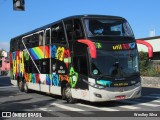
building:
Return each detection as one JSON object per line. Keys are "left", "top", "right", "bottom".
{"left": 0, "top": 50, "right": 10, "bottom": 75}
{"left": 137, "top": 36, "right": 160, "bottom": 60}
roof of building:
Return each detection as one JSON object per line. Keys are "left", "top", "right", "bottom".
{"left": 138, "top": 36, "right": 160, "bottom": 40}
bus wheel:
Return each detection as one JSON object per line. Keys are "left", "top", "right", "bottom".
{"left": 18, "top": 79, "right": 24, "bottom": 92}
{"left": 64, "top": 84, "right": 77, "bottom": 103}
{"left": 24, "top": 82, "right": 30, "bottom": 93}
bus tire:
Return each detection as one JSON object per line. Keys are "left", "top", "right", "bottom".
{"left": 18, "top": 78, "right": 24, "bottom": 92}
{"left": 24, "top": 82, "right": 30, "bottom": 93}
{"left": 64, "top": 84, "right": 77, "bottom": 103}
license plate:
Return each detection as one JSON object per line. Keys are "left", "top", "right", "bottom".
{"left": 115, "top": 95, "right": 126, "bottom": 100}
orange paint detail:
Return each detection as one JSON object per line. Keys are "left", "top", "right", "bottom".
{"left": 59, "top": 75, "right": 69, "bottom": 82}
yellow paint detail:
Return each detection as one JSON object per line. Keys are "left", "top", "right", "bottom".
{"left": 56, "top": 47, "right": 65, "bottom": 61}
{"left": 112, "top": 44, "right": 122, "bottom": 50}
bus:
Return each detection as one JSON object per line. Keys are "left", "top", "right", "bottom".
{"left": 10, "top": 15, "right": 141, "bottom": 103}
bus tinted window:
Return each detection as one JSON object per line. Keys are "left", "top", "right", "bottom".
{"left": 11, "top": 39, "right": 18, "bottom": 51}
{"left": 45, "top": 29, "right": 51, "bottom": 45}
{"left": 64, "top": 19, "right": 84, "bottom": 41}
{"left": 39, "top": 32, "right": 44, "bottom": 46}
{"left": 23, "top": 36, "right": 32, "bottom": 48}
{"left": 51, "top": 23, "right": 66, "bottom": 44}
{"left": 64, "top": 20, "right": 73, "bottom": 41}
{"left": 32, "top": 33, "right": 39, "bottom": 47}
{"left": 84, "top": 19, "right": 134, "bottom": 37}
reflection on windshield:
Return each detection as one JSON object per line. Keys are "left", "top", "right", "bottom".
{"left": 91, "top": 49, "right": 139, "bottom": 77}
{"left": 84, "top": 19, "right": 134, "bottom": 37}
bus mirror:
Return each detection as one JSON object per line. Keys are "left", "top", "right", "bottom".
{"left": 78, "top": 39, "right": 96, "bottom": 59}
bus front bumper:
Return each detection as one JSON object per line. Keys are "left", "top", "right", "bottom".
{"left": 89, "top": 83, "right": 141, "bottom": 102}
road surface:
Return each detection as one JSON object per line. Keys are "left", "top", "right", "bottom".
{"left": 0, "top": 76, "right": 159, "bottom": 119}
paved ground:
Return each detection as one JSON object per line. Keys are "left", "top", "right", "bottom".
{"left": 0, "top": 76, "right": 160, "bottom": 119}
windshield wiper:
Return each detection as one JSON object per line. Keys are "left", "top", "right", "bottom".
{"left": 96, "top": 74, "right": 112, "bottom": 80}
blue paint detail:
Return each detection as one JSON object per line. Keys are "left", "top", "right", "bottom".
{"left": 30, "top": 48, "right": 39, "bottom": 60}
{"left": 129, "top": 42, "right": 135, "bottom": 49}
{"left": 52, "top": 74, "right": 59, "bottom": 86}
{"left": 51, "top": 45, "right": 57, "bottom": 58}
{"left": 12, "top": 52, "right": 16, "bottom": 60}
{"left": 31, "top": 74, "right": 36, "bottom": 83}
{"left": 97, "top": 80, "right": 112, "bottom": 87}
{"left": 46, "top": 74, "right": 51, "bottom": 85}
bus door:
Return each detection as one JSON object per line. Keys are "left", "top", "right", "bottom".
{"left": 50, "top": 22, "right": 68, "bottom": 95}
{"left": 64, "top": 19, "right": 89, "bottom": 90}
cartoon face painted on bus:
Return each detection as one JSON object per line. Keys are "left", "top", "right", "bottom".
{"left": 56, "top": 47, "right": 64, "bottom": 61}
{"left": 69, "top": 67, "right": 78, "bottom": 88}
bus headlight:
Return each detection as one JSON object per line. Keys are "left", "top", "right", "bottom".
{"left": 82, "top": 79, "right": 105, "bottom": 89}
{"left": 135, "top": 82, "right": 141, "bottom": 87}
{"left": 93, "top": 84, "right": 105, "bottom": 89}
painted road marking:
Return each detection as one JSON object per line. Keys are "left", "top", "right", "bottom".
{"left": 119, "top": 105, "right": 140, "bottom": 110}
{"left": 152, "top": 100, "right": 160, "bottom": 103}
{"left": 0, "top": 85, "right": 16, "bottom": 89}
{"left": 51, "top": 103, "right": 85, "bottom": 111}
{"left": 39, "top": 108, "right": 53, "bottom": 111}
{"left": 76, "top": 103, "right": 119, "bottom": 111}
{"left": 122, "top": 100, "right": 160, "bottom": 107}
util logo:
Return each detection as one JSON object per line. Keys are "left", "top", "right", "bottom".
{"left": 112, "top": 44, "right": 122, "bottom": 50}
{"left": 112, "top": 43, "right": 135, "bottom": 50}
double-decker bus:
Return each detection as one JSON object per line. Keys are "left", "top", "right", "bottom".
{"left": 10, "top": 15, "right": 141, "bottom": 103}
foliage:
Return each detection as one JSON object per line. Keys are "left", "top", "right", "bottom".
{"left": 139, "top": 52, "right": 159, "bottom": 77}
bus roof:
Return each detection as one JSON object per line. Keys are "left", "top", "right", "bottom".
{"left": 10, "top": 14, "right": 125, "bottom": 41}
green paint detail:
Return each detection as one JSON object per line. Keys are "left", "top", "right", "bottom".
{"left": 33, "top": 47, "right": 43, "bottom": 59}
{"left": 10, "top": 70, "right": 13, "bottom": 79}
{"left": 24, "top": 50, "right": 29, "bottom": 61}
{"left": 95, "top": 42, "right": 102, "bottom": 49}
{"left": 69, "top": 67, "right": 78, "bottom": 88}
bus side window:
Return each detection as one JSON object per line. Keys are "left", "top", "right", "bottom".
{"left": 51, "top": 23, "right": 66, "bottom": 44}
{"left": 64, "top": 19, "right": 84, "bottom": 41}
{"left": 73, "top": 19, "right": 84, "bottom": 39}
{"left": 24, "top": 36, "right": 31, "bottom": 48}
{"left": 29, "top": 35, "right": 35, "bottom": 48}
{"left": 11, "top": 39, "right": 18, "bottom": 51}
{"left": 32, "top": 33, "right": 39, "bottom": 47}
{"left": 45, "top": 29, "right": 51, "bottom": 45}
{"left": 17, "top": 39, "right": 24, "bottom": 50}
{"left": 64, "top": 20, "right": 74, "bottom": 41}
{"left": 10, "top": 40, "right": 14, "bottom": 52}
{"left": 39, "top": 32, "right": 44, "bottom": 46}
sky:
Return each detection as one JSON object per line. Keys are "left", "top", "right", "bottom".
{"left": 0, "top": 0, "right": 160, "bottom": 51}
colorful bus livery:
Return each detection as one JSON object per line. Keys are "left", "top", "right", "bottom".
{"left": 10, "top": 15, "right": 141, "bottom": 103}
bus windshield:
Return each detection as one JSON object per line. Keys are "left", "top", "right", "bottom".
{"left": 84, "top": 18, "right": 134, "bottom": 37}
{"left": 91, "top": 49, "right": 139, "bottom": 78}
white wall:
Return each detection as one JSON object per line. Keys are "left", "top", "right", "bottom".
{"left": 137, "top": 38, "right": 160, "bottom": 52}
